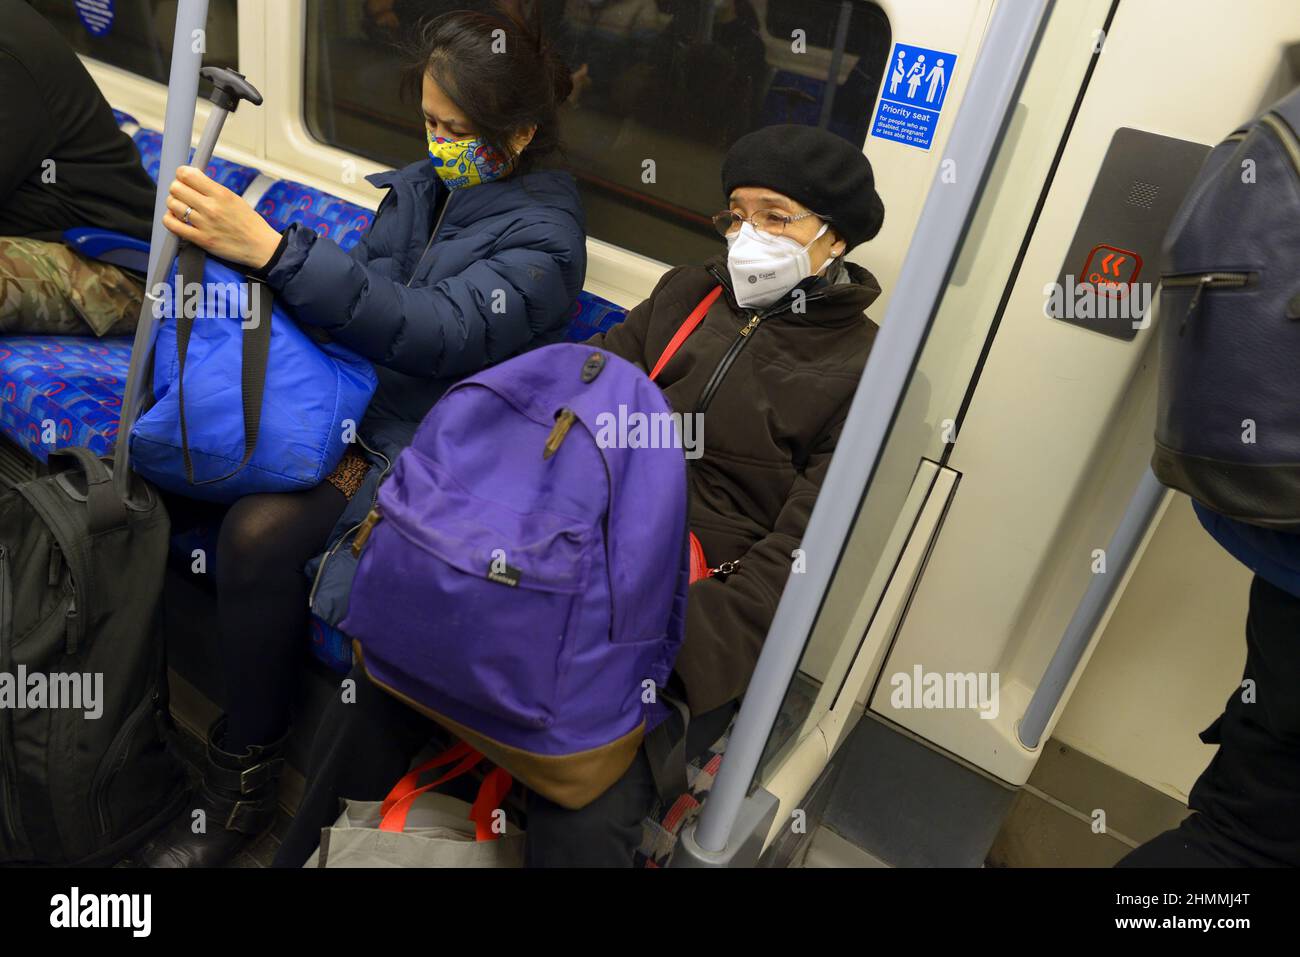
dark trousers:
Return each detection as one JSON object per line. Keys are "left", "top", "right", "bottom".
{"left": 164, "top": 485, "right": 348, "bottom": 752}
{"left": 274, "top": 662, "right": 737, "bottom": 868}
{"left": 1119, "top": 574, "right": 1300, "bottom": 867}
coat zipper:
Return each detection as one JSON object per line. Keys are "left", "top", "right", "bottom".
{"left": 335, "top": 190, "right": 448, "bottom": 566}
{"left": 405, "top": 191, "right": 454, "bottom": 287}
{"left": 1162, "top": 271, "right": 1254, "bottom": 335}
{"left": 694, "top": 266, "right": 830, "bottom": 414}
{"left": 0, "top": 545, "right": 21, "bottom": 848}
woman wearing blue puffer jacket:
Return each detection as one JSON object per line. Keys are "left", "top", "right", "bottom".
{"left": 133, "top": 6, "right": 586, "bottom": 867}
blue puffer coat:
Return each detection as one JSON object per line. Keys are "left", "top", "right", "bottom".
{"left": 260, "top": 159, "right": 587, "bottom": 626}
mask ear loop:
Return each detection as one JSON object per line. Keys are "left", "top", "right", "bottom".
{"left": 806, "top": 224, "right": 847, "bottom": 280}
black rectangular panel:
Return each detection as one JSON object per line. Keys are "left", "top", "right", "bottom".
{"left": 1049, "top": 127, "right": 1209, "bottom": 341}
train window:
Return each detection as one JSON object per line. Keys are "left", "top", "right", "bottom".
{"left": 27, "top": 0, "right": 239, "bottom": 87}
{"left": 304, "top": 0, "right": 890, "bottom": 264}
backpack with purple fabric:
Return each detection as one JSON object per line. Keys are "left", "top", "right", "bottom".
{"left": 341, "top": 343, "right": 691, "bottom": 810}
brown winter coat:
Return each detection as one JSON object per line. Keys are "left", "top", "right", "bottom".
{"left": 587, "top": 254, "right": 881, "bottom": 714}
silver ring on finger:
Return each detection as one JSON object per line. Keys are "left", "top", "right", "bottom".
{"left": 183, "top": 206, "right": 193, "bottom": 225}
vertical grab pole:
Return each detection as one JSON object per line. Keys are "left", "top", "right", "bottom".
{"left": 113, "top": 0, "right": 211, "bottom": 498}
{"left": 677, "top": 0, "right": 1057, "bottom": 865}
{"left": 1016, "top": 467, "right": 1168, "bottom": 750}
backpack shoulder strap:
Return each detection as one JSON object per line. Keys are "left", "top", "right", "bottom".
{"left": 645, "top": 694, "right": 691, "bottom": 805}
{"left": 648, "top": 285, "right": 723, "bottom": 382}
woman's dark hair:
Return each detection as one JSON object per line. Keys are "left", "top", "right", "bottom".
{"left": 402, "top": 3, "right": 572, "bottom": 173}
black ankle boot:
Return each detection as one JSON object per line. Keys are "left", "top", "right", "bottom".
{"left": 131, "top": 717, "right": 286, "bottom": 868}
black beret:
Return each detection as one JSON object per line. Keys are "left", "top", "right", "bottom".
{"left": 722, "top": 125, "right": 885, "bottom": 249}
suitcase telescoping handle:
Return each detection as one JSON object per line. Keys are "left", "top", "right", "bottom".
{"left": 153, "top": 67, "right": 264, "bottom": 303}
{"left": 113, "top": 67, "right": 264, "bottom": 498}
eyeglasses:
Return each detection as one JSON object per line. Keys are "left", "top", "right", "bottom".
{"left": 712, "top": 208, "right": 825, "bottom": 238}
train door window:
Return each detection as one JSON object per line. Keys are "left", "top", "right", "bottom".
{"left": 27, "top": 0, "right": 239, "bottom": 86}
{"left": 302, "top": 0, "right": 890, "bottom": 265}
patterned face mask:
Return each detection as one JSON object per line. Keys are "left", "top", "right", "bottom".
{"left": 426, "top": 132, "right": 513, "bottom": 190}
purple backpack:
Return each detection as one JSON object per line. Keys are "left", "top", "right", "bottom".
{"left": 342, "top": 344, "right": 691, "bottom": 809}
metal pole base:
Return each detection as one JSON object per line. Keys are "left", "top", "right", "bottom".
{"left": 671, "top": 787, "right": 780, "bottom": 868}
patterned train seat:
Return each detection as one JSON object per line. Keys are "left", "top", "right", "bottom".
{"left": 131, "top": 128, "right": 262, "bottom": 196}
{"left": 0, "top": 336, "right": 131, "bottom": 461}
{"left": 255, "top": 180, "right": 375, "bottom": 248}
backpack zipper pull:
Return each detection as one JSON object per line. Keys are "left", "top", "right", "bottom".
{"left": 1179, "top": 274, "right": 1214, "bottom": 336}
{"left": 544, "top": 409, "right": 576, "bottom": 459}
{"left": 351, "top": 508, "right": 382, "bottom": 557}
{"left": 65, "top": 595, "right": 78, "bottom": 655}
{"left": 48, "top": 542, "right": 62, "bottom": 587}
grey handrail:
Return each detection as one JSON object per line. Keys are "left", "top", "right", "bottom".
{"left": 113, "top": 0, "right": 211, "bottom": 497}
{"left": 681, "top": 0, "right": 1058, "bottom": 862}
{"left": 1017, "top": 467, "right": 1168, "bottom": 750}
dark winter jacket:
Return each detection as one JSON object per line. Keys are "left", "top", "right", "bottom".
{"left": 266, "top": 160, "right": 587, "bottom": 432}
{"left": 297, "top": 159, "right": 587, "bottom": 625}
{"left": 0, "top": 0, "right": 156, "bottom": 242}
{"left": 587, "top": 255, "right": 881, "bottom": 714}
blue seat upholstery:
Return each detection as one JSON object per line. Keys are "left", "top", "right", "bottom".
{"left": 131, "top": 128, "right": 262, "bottom": 196}
{"left": 564, "top": 289, "right": 628, "bottom": 342}
{"left": 0, "top": 336, "right": 131, "bottom": 462}
{"left": 111, "top": 108, "right": 138, "bottom": 127}
{"left": 254, "top": 180, "right": 375, "bottom": 250}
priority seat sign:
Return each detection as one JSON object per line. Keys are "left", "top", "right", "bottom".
{"left": 871, "top": 42, "right": 958, "bottom": 151}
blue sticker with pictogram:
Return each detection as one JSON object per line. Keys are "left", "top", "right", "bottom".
{"left": 75, "top": 0, "right": 116, "bottom": 37}
{"left": 871, "top": 42, "right": 958, "bottom": 151}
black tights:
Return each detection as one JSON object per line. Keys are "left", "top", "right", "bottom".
{"left": 201, "top": 484, "right": 347, "bottom": 752}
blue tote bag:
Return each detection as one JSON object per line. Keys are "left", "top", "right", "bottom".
{"left": 129, "top": 245, "right": 378, "bottom": 503}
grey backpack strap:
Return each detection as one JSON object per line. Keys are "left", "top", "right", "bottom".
{"left": 644, "top": 691, "right": 691, "bottom": 805}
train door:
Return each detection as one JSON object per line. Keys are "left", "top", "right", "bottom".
{"left": 673, "top": 0, "right": 1300, "bottom": 867}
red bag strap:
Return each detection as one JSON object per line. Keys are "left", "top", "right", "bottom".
{"left": 689, "top": 531, "right": 710, "bottom": 583}
{"left": 651, "top": 287, "right": 724, "bottom": 588}
{"left": 648, "top": 285, "right": 723, "bottom": 382}
{"left": 379, "top": 742, "right": 483, "bottom": 834}
{"left": 377, "top": 741, "right": 515, "bottom": 841}
{"left": 470, "top": 767, "right": 515, "bottom": 841}
{"left": 380, "top": 739, "right": 477, "bottom": 817}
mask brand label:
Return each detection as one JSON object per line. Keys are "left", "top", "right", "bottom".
{"left": 727, "top": 222, "right": 828, "bottom": 309}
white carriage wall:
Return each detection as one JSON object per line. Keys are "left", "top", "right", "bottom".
{"left": 871, "top": 0, "right": 1300, "bottom": 793}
